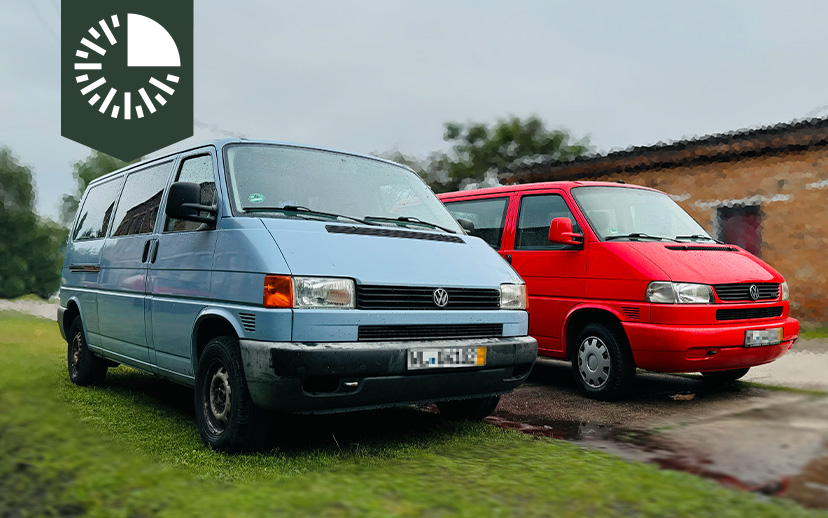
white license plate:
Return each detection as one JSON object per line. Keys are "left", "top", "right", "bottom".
{"left": 744, "top": 328, "right": 784, "bottom": 347}
{"left": 407, "top": 347, "right": 486, "bottom": 370}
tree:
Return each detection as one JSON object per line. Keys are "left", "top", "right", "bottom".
{"left": 379, "top": 116, "right": 591, "bottom": 193}
{"left": 0, "top": 147, "right": 68, "bottom": 299}
{"left": 60, "top": 151, "right": 135, "bottom": 226}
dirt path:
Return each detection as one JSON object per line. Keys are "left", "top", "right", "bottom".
{"left": 0, "top": 298, "right": 58, "bottom": 320}
{"left": 491, "top": 360, "right": 828, "bottom": 509}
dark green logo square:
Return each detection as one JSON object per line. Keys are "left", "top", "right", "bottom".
{"left": 61, "top": 1, "right": 193, "bottom": 161}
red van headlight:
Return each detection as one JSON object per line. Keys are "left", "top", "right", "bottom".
{"left": 646, "top": 281, "right": 713, "bottom": 304}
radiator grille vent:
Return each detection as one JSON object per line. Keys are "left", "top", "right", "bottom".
{"left": 714, "top": 283, "right": 780, "bottom": 302}
{"left": 716, "top": 307, "right": 783, "bottom": 321}
{"left": 358, "top": 323, "right": 503, "bottom": 341}
{"left": 357, "top": 285, "right": 500, "bottom": 310}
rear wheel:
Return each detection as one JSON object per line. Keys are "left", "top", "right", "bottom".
{"left": 571, "top": 322, "right": 635, "bottom": 401}
{"left": 701, "top": 367, "right": 750, "bottom": 383}
{"left": 437, "top": 395, "right": 500, "bottom": 421}
{"left": 67, "top": 316, "right": 108, "bottom": 386}
{"left": 194, "top": 336, "right": 271, "bottom": 452}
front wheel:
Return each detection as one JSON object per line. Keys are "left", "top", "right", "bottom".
{"left": 436, "top": 395, "right": 500, "bottom": 421}
{"left": 701, "top": 367, "right": 750, "bottom": 383}
{"left": 67, "top": 316, "right": 108, "bottom": 386}
{"left": 194, "top": 336, "right": 271, "bottom": 452}
{"left": 571, "top": 322, "right": 636, "bottom": 401}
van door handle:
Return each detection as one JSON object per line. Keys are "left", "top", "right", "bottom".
{"left": 505, "top": 254, "right": 512, "bottom": 264}
{"left": 150, "top": 240, "right": 159, "bottom": 263}
{"left": 141, "top": 240, "right": 152, "bottom": 263}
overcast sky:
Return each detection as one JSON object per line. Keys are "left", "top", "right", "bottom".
{"left": 2, "top": 0, "right": 827, "bottom": 218}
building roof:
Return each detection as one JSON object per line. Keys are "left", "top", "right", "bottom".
{"left": 507, "top": 117, "right": 828, "bottom": 184}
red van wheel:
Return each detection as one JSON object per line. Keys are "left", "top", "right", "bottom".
{"left": 571, "top": 323, "right": 635, "bottom": 401}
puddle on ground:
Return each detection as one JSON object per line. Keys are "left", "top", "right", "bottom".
{"left": 476, "top": 410, "right": 828, "bottom": 510}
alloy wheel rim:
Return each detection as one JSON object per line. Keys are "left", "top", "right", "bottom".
{"left": 578, "top": 336, "right": 611, "bottom": 389}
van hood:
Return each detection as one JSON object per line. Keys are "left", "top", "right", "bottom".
{"left": 622, "top": 242, "right": 782, "bottom": 284}
{"left": 261, "top": 219, "right": 522, "bottom": 287}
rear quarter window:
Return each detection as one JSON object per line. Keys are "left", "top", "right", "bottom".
{"left": 72, "top": 178, "right": 124, "bottom": 241}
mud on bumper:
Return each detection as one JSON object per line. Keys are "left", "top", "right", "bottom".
{"left": 239, "top": 336, "right": 537, "bottom": 414}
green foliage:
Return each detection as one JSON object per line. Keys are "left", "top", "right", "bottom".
{"left": 0, "top": 315, "right": 822, "bottom": 517}
{"left": 381, "top": 116, "right": 591, "bottom": 193}
{"left": 59, "top": 150, "right": 136, "bottom": 226}
{"left": 0, "top": 147, "right": 68, "bottom": 299}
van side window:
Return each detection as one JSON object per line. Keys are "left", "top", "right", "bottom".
{"left": 444, "top": 197, "right": 509, "bottom": 249}
{"left": 111, "top": 162, "right": 172, "bottom": 237}
{"left": 165, "top": 155, "right": 217, "bottom": 232}
{"left": 516, "top": 194, "right": 580, "bottom": 250}
{"left": 72, "top": 178, "right": 124, "bottom": 241}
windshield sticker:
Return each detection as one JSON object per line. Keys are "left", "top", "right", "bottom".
{"left": 248, "top": 193, "right": 264, "bottom": 204}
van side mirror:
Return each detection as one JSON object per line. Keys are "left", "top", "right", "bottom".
{"left": 165, "top": 182, "right": 217, "bottom": 224}
{"left": 456, "top": 218, "right": 475, "bottom": 233}
{"left": 548, "top": 217, "right": 583, "bottom": 246}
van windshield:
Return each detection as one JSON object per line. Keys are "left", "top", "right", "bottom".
{"left": 224, "top": 144, "right": 461, "bottom": 233}
{"left": 571, "top": 186, "right": 712, "bottom": 242}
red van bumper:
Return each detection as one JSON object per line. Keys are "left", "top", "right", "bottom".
{"left": 623, "top": 317, "right": 799, "bottom": 373}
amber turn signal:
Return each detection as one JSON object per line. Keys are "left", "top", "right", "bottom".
{"left": 263, "top": 275, "right": 293, "bottom": 308}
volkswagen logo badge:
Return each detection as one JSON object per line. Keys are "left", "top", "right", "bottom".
{"left": 433, "top": 288, "right": 449, "bottom": 308}
{"left": 749, "top": 284, "right": 760, "bottom": 301}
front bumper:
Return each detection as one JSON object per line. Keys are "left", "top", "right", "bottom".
{"left": 239, "top": 336, "right": 537, "bottom": 414}
{"left": 624, "top": 317, "right": 799, "bottom": 373}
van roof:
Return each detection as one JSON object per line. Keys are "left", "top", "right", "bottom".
{"left": 87, "top": 138, "right": 412, "bottom": 188}
{"left": 437, "top": 181, "right": 661, "bottom": 200}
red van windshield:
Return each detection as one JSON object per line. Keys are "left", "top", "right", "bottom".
{"left": 571, "top": 186, "right": 712, "bottom": 241}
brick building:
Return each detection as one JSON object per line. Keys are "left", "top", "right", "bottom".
{"left": 507, "top": 118, "right": 828, "bottom": 326}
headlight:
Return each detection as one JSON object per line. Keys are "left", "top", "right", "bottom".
{"left": 293, "top": 277, "right": 355, "bottom": 309}
{"left": 500, "top": 283, "right": 527, "bottom": 310}
{"left": 781, "top": 281, "right": 789, "bottom": 301}
{"left": 645, "top": 281, "right": 713, "bottom": 304}
{"left": 263, "top": 275, "right": 355, "bottom": 309}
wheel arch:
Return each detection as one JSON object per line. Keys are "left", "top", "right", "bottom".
{"left": 191, "top": 308, "right": 244, "bottom": 370}
{"left": 562, "top": 304, "right": 628, "bottom": 361}
{"left": 62, "top": 297, "right": 83, "bottom": 341}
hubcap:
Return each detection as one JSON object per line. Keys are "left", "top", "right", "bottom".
{"left": 578, "top": 336, "right": 611, "bottom": 389}
{"left": 70, "top": 332, "right": 83, "bottom": 377}
{"left": 206, "top": 364, "right": 232, "bottom": 432}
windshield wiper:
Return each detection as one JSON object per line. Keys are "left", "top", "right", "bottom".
{"left": 243, "top": 205, "right": 378, "bottom": 226}
{"left": 605, "top": 233, "right": 680, "bottom": 242}
{"left": 674, "top": 234, "right": 724, "bottom": 244}
{"left": 363, "top": 215, "right": 456, "bottom": 234}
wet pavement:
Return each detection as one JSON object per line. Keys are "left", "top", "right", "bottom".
{"left": 490, "top": 359, "right": 828, "bottom": 509}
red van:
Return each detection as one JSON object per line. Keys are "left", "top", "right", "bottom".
{"left": 439, "top": 182, "right": 799, "bottom": 400}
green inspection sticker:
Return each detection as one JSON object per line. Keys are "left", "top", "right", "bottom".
{"left": 248, "top": 193, "right": 264, "bottom": 203}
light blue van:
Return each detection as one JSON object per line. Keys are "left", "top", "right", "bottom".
{"left": 59, "top": 140, "right": 537, "bottom": 451}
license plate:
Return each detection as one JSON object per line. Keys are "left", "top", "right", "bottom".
{"left": 407, "top": 347, "right": 486, "bottom": 370}
{"left": 744, "top": 328, "right": 783, "bottom": 347}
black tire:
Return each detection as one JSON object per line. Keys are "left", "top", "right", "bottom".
{"left": 436, "top": 395, "right": 500, "bottom": 421}
{"left": 194, "top": 336, "right": 271, "bottom": 452}
{"left": 67, "top": 316, "right": 108, "bottom": 386}
{"left": 701, "top": 367, "right": 750, "bottom": 383}
{"left": 571, "top": 322, "right": 635, "bottom": 401}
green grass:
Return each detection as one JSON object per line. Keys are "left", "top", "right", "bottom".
{"left": 1, "top": 312, "right": 826, "bottom": 517}
{"left": 801, "top": 327, "right": 828, "bottom": 340}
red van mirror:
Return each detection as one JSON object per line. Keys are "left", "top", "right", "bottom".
{"left": 548, "top": 217, "right": 584, "bottom": 246}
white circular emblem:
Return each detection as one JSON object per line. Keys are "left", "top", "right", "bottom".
{"left": 749, "top": 285, "right": 760, "bottom": 301}
{"left": 432, "top": 288, "right": 449, "bottom": 308}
